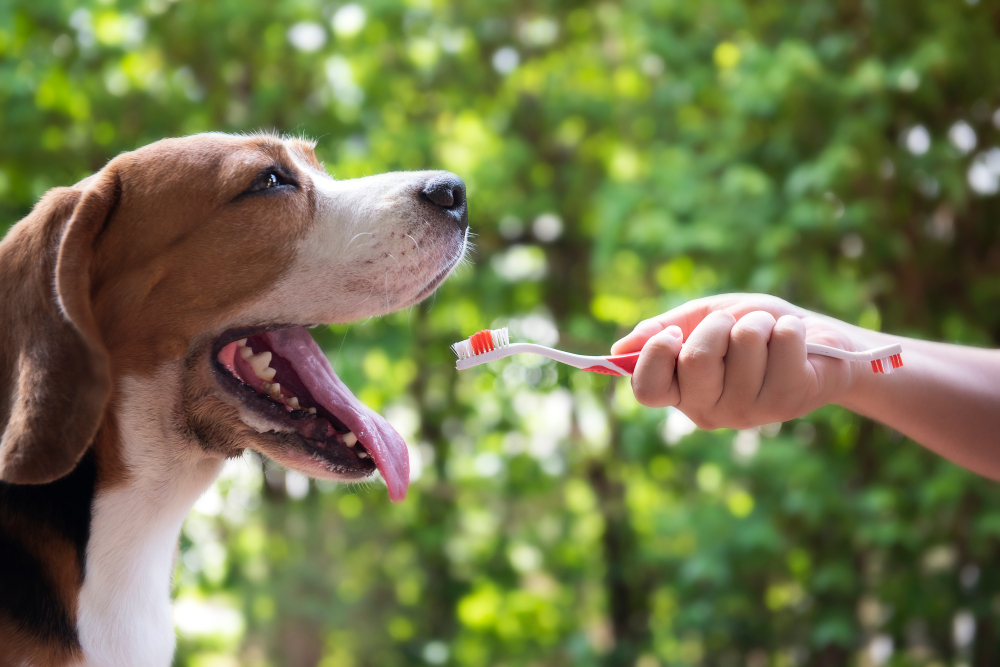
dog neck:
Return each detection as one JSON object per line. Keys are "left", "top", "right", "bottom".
{"left": 76, "top": 370, "right": 224, "bottom": 667}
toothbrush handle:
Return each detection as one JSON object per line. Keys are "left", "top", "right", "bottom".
{"left": 594, "top": 343, "right": 904, "bottom": 377}
{"left": 593, "top": 353, "right": 640, "bottom": 376}
{"left": 457, "top": 341, "right": 903, "bottom": 377}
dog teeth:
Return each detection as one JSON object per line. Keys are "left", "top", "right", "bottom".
{"left": 233, "top": 341, "right": 315, "bottom": 416}
{"left": 248, "top": 350, "right": 272, "bottom": 375}
{"left": 237, "top": 344, "right": 276, "bottom": 381}
{"left": 246, "top": 350, "right": 277, "bottom": 382}
{"left": 357, "top": 450, "right": 368, "bottom": 459}
{"left": 343, "top": 431, "right": 357, "bottom": 447}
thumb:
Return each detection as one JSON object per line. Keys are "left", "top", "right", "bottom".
{"left": 612, "top": 320, "right": 683, "bottom": 355}
{"left": 630, "top": 325, "right": 684, "bottom": 408}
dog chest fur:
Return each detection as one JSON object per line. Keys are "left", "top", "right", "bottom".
{"left": 76, "top": 372, "right": 223, "bottom": 667}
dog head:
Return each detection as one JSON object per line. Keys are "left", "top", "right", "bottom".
{"left": 0, "top": 133, "right": 468, "bottom": 501}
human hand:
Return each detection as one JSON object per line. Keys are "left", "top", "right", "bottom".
{"left": 611, "top": 294, "right": 876, "bottom": 430}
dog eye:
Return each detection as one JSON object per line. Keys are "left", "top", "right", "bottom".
{"left": 247, "top": 169, "right": 294, "bottom": 194}
{"left": 233, "top": 168, "right": 298, "bottom": 202}
{"left": 259, "top": 171, "right": 288, "bottom": 190}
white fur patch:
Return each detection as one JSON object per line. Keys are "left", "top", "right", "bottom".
{"left": 77, "top": 370, "right": 224, "bottom": 667}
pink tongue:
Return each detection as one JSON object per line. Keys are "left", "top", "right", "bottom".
{"left": 263, "top": 327, "right": 410, "bottom": 502}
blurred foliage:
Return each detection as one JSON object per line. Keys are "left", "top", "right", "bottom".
{"left": 4, "top": 0, "right": 1000, "bottom": 665}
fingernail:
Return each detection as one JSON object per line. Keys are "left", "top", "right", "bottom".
{"left": 666, "top": 325, "right": 683, "bottom": 339}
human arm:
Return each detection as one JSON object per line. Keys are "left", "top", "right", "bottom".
{"left": 611, "top": 294, "right": 1000, "bottom": 479}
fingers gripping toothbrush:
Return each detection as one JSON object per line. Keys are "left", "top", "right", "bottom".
{"left": 452, "top": 327, "right": 904, "bottom": 377}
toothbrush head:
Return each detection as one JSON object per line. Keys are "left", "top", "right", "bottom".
{"left": 451, "top": 327, "right": 510, "bottom": 360}
{"left": 872, "top": 353, "right": 904, "bottom": 374}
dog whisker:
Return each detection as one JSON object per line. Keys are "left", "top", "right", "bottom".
{"left": 347, "top": 231, "right": 376, "bottom": 249}
{"left": 406, "top": 233, "right": 433, "bottom": 260}
{"left": 332, "top": 324, "right": 350, "bottom": 372}
{"left": 349, "top": 280, "right": 378, "bottom": 310}
{"left": 404, "top": 253, "right": 423, "bottom": 279}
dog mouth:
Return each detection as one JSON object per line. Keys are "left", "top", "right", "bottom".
{"left": 211, "top": 326, "right": 409, "bottom": 501}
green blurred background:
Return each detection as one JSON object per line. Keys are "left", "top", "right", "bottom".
{"left": 4, "top": 0, "right": 1000, "bottom": 665}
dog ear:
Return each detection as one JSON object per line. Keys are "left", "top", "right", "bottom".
{"left": 0, "top": 168, "right": 119, "bottom": 484}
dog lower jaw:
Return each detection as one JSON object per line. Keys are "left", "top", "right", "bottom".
{"left": 223, "top": 399, "right": 378, "bottom": 483}
{"left": 257, "top": 437, "right": 376, "bottom": 482}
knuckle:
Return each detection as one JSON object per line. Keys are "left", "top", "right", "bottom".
{"left": 722, "top": 405, "right": 754, "bottom": 431}
{"left": 698, "top": 417, "right": 719, "bottom": 431}
{"left": 690, "top": 416, "right": 709, "bottom": 431}
{"left": 632, "top": 383, "right": 656, "bottom": 407}
{"left": 678, "top": 344, "right": 714, "bottom": 368}
{"left": 758, "top": 310, "right": 778, "bottom": 327}
{"left": 730, "top": 324, "right": 766, "bottom": 347}
{"left": 644, "top": 335, "right": 679, "bottom": 356}
{"left": 732, "top": 312, "right": 776, "bottom": 345}
{"left": 744, "top": 309, "right": 776, "bottom": 325}
{"left": 708, "top": 311, "right": 738, "bottom": 327}
{"left": 637, "top": 394, "right": 667, "bottom": 409}
{"left": 760, "top": 409, "right": 786, "bottom": 428}
{"left": 772, "top": 315, "right": 803, "bottom": 338}
{"left": 774, "top": 313, "right": 799, "bottom": 328}
{"left": 635, "top": 318, "right": 659, "bottom": 334}
{"left": 759, "top": 390, "right": 800, "bottom": 422}
{"left": 687, "top": 410, "right": 716, "bottom": 431}
{"left": 730, "top": 407, "right": 751, "bottom": 426}
{"left": 632, "top": 376, "right": 669, "bottom": 408}
{"left": 776, "top": 395, "right": 804, "bottom": 420}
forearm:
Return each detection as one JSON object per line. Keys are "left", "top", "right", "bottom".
{"left": 837, "top": 327, "right": 1000, "bottom": 478}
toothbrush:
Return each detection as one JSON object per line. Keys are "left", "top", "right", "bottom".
{"left": 452, "top": 327, "right": 904, "bottom": 377}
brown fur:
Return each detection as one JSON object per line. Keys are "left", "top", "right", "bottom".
{"left": 0, "top": 186, "right": 109, "bottom": 486}
{"left": 0, "top": 513, "right": 86, "bottom": 666}
{"left": 0, "top": 620, "right": 80, "bottom": 667}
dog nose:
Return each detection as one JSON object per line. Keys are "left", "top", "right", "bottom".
{"left": 420, "top": 174, "right": 468, "bottom": 232}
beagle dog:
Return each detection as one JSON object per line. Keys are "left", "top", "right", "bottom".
{"left": 0, "top": 133, "right": 468, "bottom": 666}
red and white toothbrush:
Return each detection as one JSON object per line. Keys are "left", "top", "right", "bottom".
{"left": 452, "top": 327, "right": 904, "bottom": 377}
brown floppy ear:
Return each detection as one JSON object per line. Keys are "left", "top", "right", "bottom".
{"left": 0, "top": 168, "right": 119, "bottom": 484}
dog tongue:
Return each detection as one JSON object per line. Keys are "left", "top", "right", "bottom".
{"left": 263, "top": 327, "right": 410, "bottom": 502}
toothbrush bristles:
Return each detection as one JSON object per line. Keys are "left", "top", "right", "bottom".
{"left": 451, "top": 327, "right": 510, "bottom": 360}
{"left": 870, "top": 353, "right": 904, "bottom": 374}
